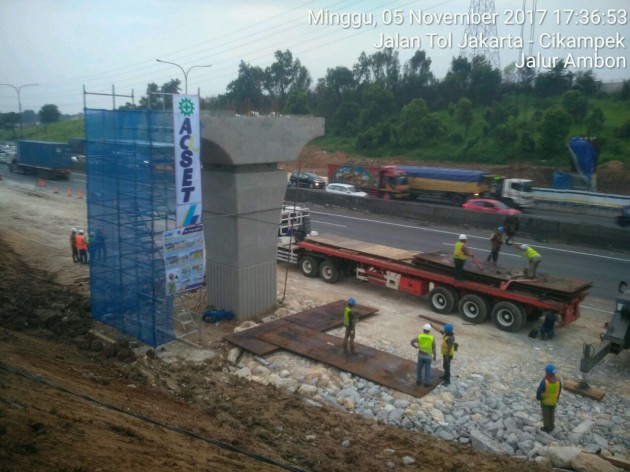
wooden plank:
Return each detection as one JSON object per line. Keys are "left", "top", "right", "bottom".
{"left": 564, "top": 379, "right": 606, "bottom": 401}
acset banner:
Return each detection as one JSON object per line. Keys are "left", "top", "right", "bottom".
{"left": 172, "top": 94, "right": 202, "bottom": 227}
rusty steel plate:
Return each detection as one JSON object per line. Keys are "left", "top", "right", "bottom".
{"left": 412, "top": 250, "right": 592, "bottom": 299}
{"left": 259, "top": 323, "right": 442, "bottom": 398}
{"left": 225, "top": 300, "right": 379, "bottom": 356}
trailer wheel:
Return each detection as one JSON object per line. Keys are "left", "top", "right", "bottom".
{"left": 428, "top": 286, "right": 458, "bottom": 314}
{"left": 491, "top": 302, "right": 526, "bottom": 332}
{"left": 319, "top": 259, "right": 340, "bottom": 284}
{"left": 299, "top": 256, "right": 319, "bottom": 278}
{"left": 458, "top": 294, "right": 490, "bottom": 324}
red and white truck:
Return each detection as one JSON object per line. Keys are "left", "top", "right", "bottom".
{"left": 278, "top": 205, "right": 591, "bottom": 333}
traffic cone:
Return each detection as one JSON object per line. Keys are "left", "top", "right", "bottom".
{"left": 77, "top": 190, "right": 83, "bottom": 200}
{"left": 38, "top": 178, "right": 46, "bottom": 188}
{"left": 67, "top": 188, "right": 72, "bottom": 197}
{"left": 54, "top": 184, "right": 59, "bottom": 194}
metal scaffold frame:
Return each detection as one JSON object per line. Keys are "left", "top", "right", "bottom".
{"left": 82, "top": 89, "right": 203, "bottom": 346}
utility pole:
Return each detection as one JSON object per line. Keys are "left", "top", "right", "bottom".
{"left": 155, "top": 59, "right": 212, "bottom": 95}
{"left": 0, "top": 83, "right": 39, "bottom": 137}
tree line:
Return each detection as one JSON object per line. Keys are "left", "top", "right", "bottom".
{"left": 2, "top": 48, "right": 629, "bottom": 163}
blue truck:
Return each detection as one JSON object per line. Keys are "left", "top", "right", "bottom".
{"left": 10, "top": 140, "right": 73, "bottom": 179}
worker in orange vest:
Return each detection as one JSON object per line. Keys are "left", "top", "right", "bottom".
{"left": 70, "top": 228, "right": 79, "bottom": 263}
{"left": 536, "top": 364, "right": 562, "bottom": 433}
{"left": 75, "top": 229, "right": 88, "bottom": 264}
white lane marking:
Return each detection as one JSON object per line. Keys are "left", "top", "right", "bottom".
{"left": 313, "top": 211, "right": 630, "bottom": 264}
{"left": 315, "top": 221, "right": 346, "bottom": 228}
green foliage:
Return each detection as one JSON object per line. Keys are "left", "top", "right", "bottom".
{"left": 0, "top": 118, "right": 84, "bottom": 142}
{"left": 584, "top": 108, "right": 605, "bottom": 135}
{"left": 538, "top": 108, "right": 573, "bottom": 159}
{"left": 39, "top": 104, "right": 61, "bottom": 124}
{"left": 455, "top": 97, "right": 473, "bottom": 136}
{"left": 561, "top": 90, "right": 588, "bottom": 123}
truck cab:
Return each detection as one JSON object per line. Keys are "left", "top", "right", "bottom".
{"left": 491, "top": 177, "right": 534, "bottom": 209}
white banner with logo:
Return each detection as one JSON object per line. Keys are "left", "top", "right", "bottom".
{"left": 163, "top": 224, "right": 205, "bottom": 296}
{"left": 173, "top": 94, "right": 202, "bottom": 227}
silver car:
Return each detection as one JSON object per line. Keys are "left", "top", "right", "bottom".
{"left": 326, "top": 183, "right": 368, "bottom": 197}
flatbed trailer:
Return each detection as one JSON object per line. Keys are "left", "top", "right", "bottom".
{"left": 278, "top": 233, "right": 592, "bottom": 332}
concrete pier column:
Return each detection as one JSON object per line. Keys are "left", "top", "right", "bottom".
{"left": 199, "top": 114, "right": 324, "bottom": 320}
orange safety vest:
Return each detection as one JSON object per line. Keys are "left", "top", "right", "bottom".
{"left": 441, "top": 334, "right": 455, "bottom": 356}
{"left": 454, "top": 241, "right": 468, "bottom": 260}
{"left": 76, "top": 234, "right": 88, "bottom": 250}
{"left": 541, "top": 379, "right": 560, "bottom": 406}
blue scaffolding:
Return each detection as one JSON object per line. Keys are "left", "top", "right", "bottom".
{"left": 84, "top": 109, "right": 178, "bottom": 347}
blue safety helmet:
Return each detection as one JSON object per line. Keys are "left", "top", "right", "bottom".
{"left": 348, "top": 298, "right": 356, "bottom": 306}
{"left": 545, "top": 364, "right": 556, "bottom": 374}
{"left": 498, "top": 226, "right": 505, "bottom": 232}
{"left": 443, "top": 323, "right": 454, "bottom": 333}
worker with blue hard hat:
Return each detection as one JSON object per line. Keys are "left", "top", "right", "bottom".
{"left": 342, "top": 297, "right": 357, "bottom": 354}
{"left": 488, "top": 226, "right": 505, "bottom": 265}
{"left": 440, "top": 323, "right": 456, "bottom": 386}
{"left": 536, "top": 363, "right": 562, "bottom": 433}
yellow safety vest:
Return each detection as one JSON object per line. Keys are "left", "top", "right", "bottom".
{"left": 418, "top": 333, "right": 434, "bottom": 355}
{"left": 541, "top": 380, "right": 560, "bottom": 406}
{"left": 524, "top": 246, "right": 540, "bottom": 260}
{"left": 343, "top": 306, "right": 354, "bottom": 327}
{"left": 454, "top": 241, "right": 468, "bottom": 260}
{"left": 441, "top": 335, "right": 455, "bottom": 356}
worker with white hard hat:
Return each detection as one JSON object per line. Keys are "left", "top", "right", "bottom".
{"left": 453, "top": 233, "right": 479, "bottom": 281}
{"left": 519, "top": 243, "right": 542, "bottom": 278}
{"left": 410, "top": 322, "right": 436, "bottom": 387}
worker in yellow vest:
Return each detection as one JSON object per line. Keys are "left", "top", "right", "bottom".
{"left": 519, "top": 244, "right": 542, "bottom": 278}
{"left": 342, "top": 298, "right": 357, "bottom": 354}
{"left": 536, "top": 364, "right": 562, "bottom": 433}
{"left": 441, "top": 324, "right": 456, "bottom": 386}
{"left": 453, "top": 234, "right": 478, "bottom": 281}
{"left": 410, "top": 323, "right": 436, "bottom": 387}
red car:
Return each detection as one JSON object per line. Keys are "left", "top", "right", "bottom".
{"left": 461, "top": 198, "right": 522, "bottom": 215}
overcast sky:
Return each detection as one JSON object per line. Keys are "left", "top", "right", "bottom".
{"left": 1, "top": 0, "right": 628, "bottom": 115}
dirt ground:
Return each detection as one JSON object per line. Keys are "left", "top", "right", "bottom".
{"left": 0, "top": 152, "right": 627, "bottom": 472}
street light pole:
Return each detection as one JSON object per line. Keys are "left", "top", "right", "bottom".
{"left": 0, "top": 83, "right": 39, "bottom": 137}
{"left": 156, "top": 59, "right": 212, "bottom": 95}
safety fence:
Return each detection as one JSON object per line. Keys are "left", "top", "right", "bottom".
{"left": 84, "top": 108, "right": 177, "bottom": 347}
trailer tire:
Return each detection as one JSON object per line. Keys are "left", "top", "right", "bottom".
{"left": 299, "top": 256, "right": 319, "bottom": 278}
{"left": 491, "top": 302, "right": 526, "bottom": 332}
{"left": 319, "top": 259, "right": 340, "bottom": 284}
{"left": 458, "top": 294, "right": 490, "bottom": 324}
{"left": 429, "top": 286, "right": 458, "bottom": 314}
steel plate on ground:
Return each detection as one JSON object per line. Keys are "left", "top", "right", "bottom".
{"left": 224, "top": 300, "right": 379, "bottom": 356}
{"left": 259, "top": 323, "right": 442, "bottom": 398}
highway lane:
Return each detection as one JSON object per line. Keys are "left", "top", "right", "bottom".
{"left": 307, "top": 205, "right": 630, "bottom": 302}
{"left": 2, "top": 167, "right": 627, "bottom": 300}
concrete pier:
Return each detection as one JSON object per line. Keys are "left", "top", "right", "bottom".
{"left": 199, "top": 114, "right": 324, "bottom": 319}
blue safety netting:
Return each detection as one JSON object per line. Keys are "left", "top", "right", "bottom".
{"left": 84, "top": 108, "right": 177, "bottom": 347}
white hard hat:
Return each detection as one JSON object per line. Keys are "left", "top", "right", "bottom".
{"left": 423, "top": 323, "right": 432, "bottom": 331}
{"left": 79, "top": 229, "right": 84, "bottom": 234}
{"left": 520, "top": 244, "right": 528, "bottom": 250}
{"left": 459, "top": 234, "right": 467, "bottom": 240}
{"left": 72, "top": 227, "right": 77, "bottom": 232}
